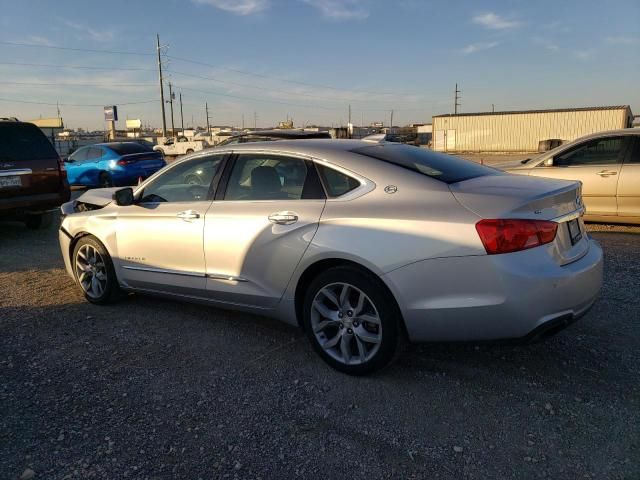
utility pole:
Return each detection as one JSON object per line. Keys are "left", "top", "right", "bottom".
{"left": 179, "top": 92, "right": 184, "bottom": 135}
{"left": 242, "top": 114, "right": 245, "bottom": 130}
{"left": 390, "top": 110, "right": 394, "bottom": 129}
{"left": 254, "top": 111, "right": 257, "bottom": 129}
{"left": 156, "top": 34, "right": 167, "bottom": 137}
{"left": 492, "top": 103, "right": 495, "bottom": 113}
{"left": 205, "top": 102, "right": 210, "bottom": 134}
{"left": 454, "top": 83, "right": 461, "bottom": 114}
{"left": 348, "top": 104, "right": 352, "bottom": 138}
{"left": 168, "top": 82, "right": 175, "bottom": 138}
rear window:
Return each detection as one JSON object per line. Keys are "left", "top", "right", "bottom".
{"left": 107, "top": 143, "right": 153, "bottom": 155}
{"left": 0, "top": 123, "right": 58, "bottom": 162}
{"left": 351, "top": 144, "right": 501, "bottom": 184}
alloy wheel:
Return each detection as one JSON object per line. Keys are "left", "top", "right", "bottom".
{"left": 75, "top": 244, "right": 108, "bottom": 299}
{"left": 310, "top": 282, "right": 382, "bottom": 366}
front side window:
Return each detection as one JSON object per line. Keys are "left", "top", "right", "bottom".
{"left": 224, "top": 154, "right": 317, "bottom": 201}
{"left": 554, "top": 137, "right": 624, "bottom": 166}
{"left": 139, "top": 155, "right": 223, "bottom": 203}
{"left": 316, "top": 164, "right": 360, "bottom": 197}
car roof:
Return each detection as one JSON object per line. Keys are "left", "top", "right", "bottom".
{"left": 235, "top": 129, "right": 331, "bottom": 139}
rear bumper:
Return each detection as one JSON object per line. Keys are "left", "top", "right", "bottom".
{"left": 385, "top": 238, "right": 603, "bottom": 343}
{"left": 0, "top": 190, "right": 70, "bottom": 216}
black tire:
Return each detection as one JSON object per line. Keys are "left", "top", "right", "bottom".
{"left": 185, "top": 148, "right": 194, "bottom": 155}
{"left": 24, "top": 211, "right": 54, "bottom": 230}
{"left": 98, "top": 172, "right": 113, "bottom": 188}
{"left": 302, "top": 266, "right": 402, "bottom": 375}
{"left": 72, "top": 235, "right": 121, "bottom": 305}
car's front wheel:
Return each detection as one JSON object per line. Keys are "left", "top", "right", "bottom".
{"left": 72, "top": 236, "right": 120, "bottom": 304}
{"left": 303, "top": 266, "right": 402, "bottom": 375}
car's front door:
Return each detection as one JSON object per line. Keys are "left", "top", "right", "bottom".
{"left": 617, "top": 137, "right": 640, "bottom": 218}
{"left": 203, "top": 152, "right": 326, "bottom": 308}
{"left": 529, "top": 136, "right": 631, "bottom": 216}
{"left": 114, "top": 153, "right": 226, "bottom": 295}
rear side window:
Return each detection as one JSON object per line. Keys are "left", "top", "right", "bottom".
{"left": 0, "top": 123, "right": 58, "bottom": 162}
{"left": 108, "top": 143, "right": 152, "bottom": 155}
{"left": 351, "top": 144, "right": 500, "bottom": 184}
{"left": 316, "top": 164, "right": 360, "bottom": 197}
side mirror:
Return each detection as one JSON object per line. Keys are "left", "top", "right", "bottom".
{"left": 113, "top": 187, "right": 134, "bottom": 206}
{"left": 544, "top": 158, "right": 554, "bottom": 167}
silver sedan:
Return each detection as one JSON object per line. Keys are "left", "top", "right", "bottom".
{"left": 59, "top": 140, "right": 603, "bottom": 374}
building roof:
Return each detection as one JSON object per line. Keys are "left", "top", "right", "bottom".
{"left": 433, "top": 105, "right": 632, "bottom": 118}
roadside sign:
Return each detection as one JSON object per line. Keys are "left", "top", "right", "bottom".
{"left": 104, "top": 105, "right": 118, "bottom": 122}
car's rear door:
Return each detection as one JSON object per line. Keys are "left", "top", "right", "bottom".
{"left": 203, "top": 152, "right": 326, "bottom": 308}
{"left": 528, "top": 135, "right": 630, "bottom": 216}
{"left": 0, "top": 122, "right": 61, "bottom": 198}
{"left": 115, "top": 152, "right": 227, "bottom": 295}
{"left": 617, "top": 136, "right": 640, "bottom": 218}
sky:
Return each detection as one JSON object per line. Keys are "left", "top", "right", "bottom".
{"left": 0, "top": 0, "right": 638, "bottom": 130}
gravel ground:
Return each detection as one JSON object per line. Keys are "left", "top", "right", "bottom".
{"left": 1, "top": 219, "right": 639, "bottom": 479}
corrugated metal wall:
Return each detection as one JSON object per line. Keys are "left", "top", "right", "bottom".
{"left": 432, "top": 108, "right": 629, "bottom": 152}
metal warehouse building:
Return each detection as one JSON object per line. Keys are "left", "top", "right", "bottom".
{"left": 432, "top": 105, "right": 633, "bottom": 153}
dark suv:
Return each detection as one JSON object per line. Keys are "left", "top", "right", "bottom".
{"left": 0, "top": 119, "right": 71, "bottom": 229}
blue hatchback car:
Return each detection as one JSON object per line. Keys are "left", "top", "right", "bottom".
{"left": 65, "top": 142, "right": 166, "bottom": 188}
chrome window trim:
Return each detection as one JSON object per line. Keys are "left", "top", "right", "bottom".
{"left": 0, "top": 168, "right": 32, "bottom": 176}
{"left": 207, "top": 147, "right": 375, "bottom": 201}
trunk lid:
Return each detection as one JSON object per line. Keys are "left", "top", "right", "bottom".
{"left": 449, "top": 174, "right": 582, "bottom": 221}
{"left": 450, "top": 174, "right": 587, "bottom": 264}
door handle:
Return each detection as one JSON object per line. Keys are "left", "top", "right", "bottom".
{"left": 177, "top": 210, "right": 200, "bottom": 220}
{"left": 596, "top": 170, "right": 617, "bottom": 177}
{"left": 268, "top": 212, "right": 298, "bottom": 225}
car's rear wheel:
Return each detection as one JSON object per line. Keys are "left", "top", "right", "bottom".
{"left": 98, "top": 172, "right": 113, "bottom": 188}
{"left": 72, "top": 236, "right": 120, "bottom": 304}
{"left": 185, "top": 148, "right": 194, "bottom": 154}
{"left": 24, "top": 211, "right": 54, "bottom": 230}
{"left": 302, "top": 266, "right": 402, "bottom": 375}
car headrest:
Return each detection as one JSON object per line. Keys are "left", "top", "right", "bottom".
{"left": 251, "top": 166, "right": 282, "bottom": 198}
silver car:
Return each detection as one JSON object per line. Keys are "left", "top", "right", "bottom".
{"left": 499, "top": 129, "right": 640, "bottom": 224}
{"left": 59, "top": 140, "right": 603, "bottom": 374}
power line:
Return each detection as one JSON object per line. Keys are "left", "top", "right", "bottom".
{"left": 0, "top": 81, "right": 156, "bottom": 87}
{"left": 0, "top": 61, "right": 154, "bottom": 72}
{"left": 0, "top": 40, "right": 154, "bottom": 56}
{"left": 0, "top": 97, "right": 157, "bottom": 107}
{"left": 0, "top": 39, "right": 428, "bottom": 99}
{"left": 166, "top": 55, "right": 419, "bottom": 97}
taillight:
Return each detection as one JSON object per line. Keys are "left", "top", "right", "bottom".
{"left": 475, "top": 219, "right": 558, "bottom": 255}
{"left": 117, "top": 159, "right": 128, "bottom": 166}
{"left": 57, "top": 157, "right": 67, "bottom": 180}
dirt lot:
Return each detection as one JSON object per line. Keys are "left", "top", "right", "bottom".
{"left": 1, "top": 219, "right": 639, "bottom": 479}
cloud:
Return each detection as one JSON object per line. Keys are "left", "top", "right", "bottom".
{"left": 21, "top": 35, "right": 55, "bottom": 47}
{"left": 62, "top": 19, "right": 114, "bottom": 42}
{"left": 472, "top": 12, "right": 520, "bottom": 30}
{"left": 573, "top": 49, "right": 595, "bottom": 60}
{"left": 605, "top": 36, "right": 640, "bottom": 46}
{"left": 302, "top": 0, "right": 369, "bottom": 20}
{"left": 532, "top": 36, "right": 559, "bottom": 52}
{"left": 460, "top": 41, "right": 498, "bottom": 55}
{"left": 192, "top": 0, "right": 269, "bottom": 15}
